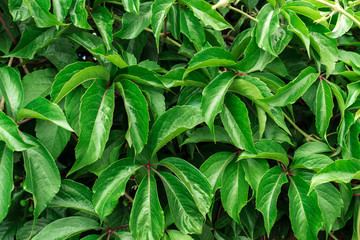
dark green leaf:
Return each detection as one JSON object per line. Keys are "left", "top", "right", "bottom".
{"left": 69, "top": 0, "right": 92, "bottom": 29}
{"left": 291, "top": 154, "right": 333, "bottom": 171}
{"left": 241, "top": 158, "right": 269, "bottom": 197}
{"left": 65, "top": 86, "right": 85, "bottom": 135}
{"left": 179, "top": 6, "right": 205, "bottom": 46}
{"left": 52, "top": 0, "right": 72, "bottom": 22}
{"left": 28, "top": 0, "right": 63, "bottom": 28}
{"left": 182, "top": 125, "right": 232, "bottom": 145}
{"left": 315, "top": 80, "right": 333, "bottom": 141}
{"left": 0, "top": 143, "right": 13, "bottom": 223}
{"left": 8, "top": 0, "right": 31, "bottom": 21}
{"left": 293, "top": 141, "right": 332, "bottom": 159}
{"left": 91, "top": 6, "right": 114, "bottom": 51}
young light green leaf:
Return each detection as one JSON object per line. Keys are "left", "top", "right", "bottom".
{"left": 256, "top": 166, "right": 287, "bottom": 236}
{"left": 291, "top": 154, "right": 333, "bottom": 171}
{"left": 93, "top": 158, "right": 141, "bottom": 221}
{"left": 32, "top": 217, "right": 100, "bottom": 240}
{"left": 91, "top": 6, "right": 114, "bottom": 51}
{"left": 255, "top": 3, "right": 279, "bottom": 56}
{"left": 0, "top": 66, "right": 23, "bottom": 119}
{"left": 51, "top": 62, "right": 110, "bottom": 104}
{"left": 327, "top": 9, "right": 353, "bottom": 39}
{"left": 70, "top": 79, "right": 114, "bottom": 175}
{"left": 130, "top": 174, "right": 165, "bottom": 240}
{"left": 0, "top": 111, "right": 34, "bottom": 151}
{"left": 123, "top": 0, "right": 140, "bottom": 14}
{"left": 115, "top": 80, "right": 149, "bottom": 154}
{"left": 179, "top": 6, "right": 205, "bottom": 46}
{"left": 221, "top": 160, "right": 249, "bottom": 225}
{"left": 147, "top": 105, "right": 203, "bottom": 157}
{"left": 0, "top": 143, "right": 13, "bottom": 223}
{"left": 50, "top": 179, "right": 96, "bottom": 215}
{"left": 261, "top": 67, "right": 319, "bottom": 107}
{"left": 309, "top": 159, "right": 360, "bottom": 192}
{"left": 185, "top": 47, "right": 237, "bottom": 76}
{"left": 220, "top": 93, "right": 256, "bottom": 153}
{"left": 159, "top": 157, "right": 213, "bottom": 215}
{"left": 22, "top": 133, "right": 61, "bottom": 219}
{"left": 158, "top": 171, "right": 205, "bottom": 234}
{"left": 238, "top": 139, "right": 289, "bottom": 166}
{"left": 69, "top": 0, "right": 92, "bottom": 29}
{"left": 178, "top": 0, "right": 232, "bottom": 30}
{"left": 201, "top": 72, "right": 235, "bottom": 138}
{"left": 17, "top": 97, "right": 73, "bottom": 131}
{"left": 151, "top": 0, "right": 176, "bottom": 50}
{"left": 315, "top": 80, "right": 333, "bottom": 141}
{"left": 200, "top": 152, "right": 235, "bottom": 192}
{"left": 288, "top": 175, "right": 323, "bottom": 240}
{"left": 28, "top": 0, "right": 64, "bottom": 28}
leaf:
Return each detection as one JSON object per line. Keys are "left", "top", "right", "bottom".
{"left": 179, "top": 6, "right": 205, "bottom": 46}
{"left": 158, "top": 171, "right": 205, "bottom": 234}
{"left": 32, "top": 216, "right": 100, "bottom": 240}
{"left": 50, "top": 179, "right": 96, "bottom": 215}
{"left": 309, "top": 159, "right": 360, "bottom": 192}
{"left": 201, "top": 72, "right": 235, "bottom": 138}
{"left": 91, "top": 6, "right": 114, "bottom": 51}
{"left": 69, "top": 79, "right": 115, "bottom": 175}
{"left": 8, "top": 0, "right": 31, "bottom": 21}
{"left": 293, "top": 141, "right": 332, "bottom": 159}
{"left": 261, "top": 67, "right": 319, "bottom": 107}
{"left": 27, "top": 0, "right": 64, "bottom": 28}
{"left": 65, "top": 86, "right": 85, "bottom": 135}
{"left": 327, "top": 9, "right": 353, "bottom": 39}
{"left": 69, "top": 0, "right": 92, "bottom": 29}
{"left": 114, "top": 2, "right": 152, "bottom": 39}
{"left": 17, "top": 97, "right": 73, "bottom": 131}
{"left": 92, "top": 158, "right": 141, "bottom": 221}
{"left": 0, "top": 143, "right": 13, "bottom": 223}
{"left": 182, "top": 125, "right": 232, "bottom": 145}
{"left": 221, "top": 160, "right": 249, "bottom": 225}
{"left": 115, "top": 80, "right": 149, "bottom": 154}
{"left": 167, "top": 230, "right": 194, "bottom": 240}
{"left": 185, "top": 47, "right": 237, "bottom": 76}
{"left": 115, "top": 66, "right": 165, "bottom": 89}
{"left": 345, "top": 80, "right": 360, "bottom": 109}
{"left": 178, "top": 0, "right": 232, "bottom": 31}
{"left": 22, "top": 133, "right": 61, "bottom": 219}
{"left": 51, "top": 62, "right": 110, "bottom": 104}
{"left": 0, "top": 66, "right": 23, "bottom": 119}
{"left": 200, "top": 152, "right": 235, "bottom": 192}
{"left": 123, "top": 0, "right": 140, "bottom": 14}
{"left": 256, "top": 166, "right": 287, "bottom": 236}
{"left": 52, "top": 0, "right": 72, "bottom": 22}
{"left": 315, "top": 80, "right": 333, "bottom": 140}
{"left": 159, "top": 157, "right": 213, "bottom": 215}
{"left": 129, "top": 174, "right": 165, "bottom": 240}
{"left": 255, "top": 3, "right": 279, "bottom": 56}
{"left": 147, "top": 105, "right": 203, "bottom": 157}
{"left": 241, "top": 158, "right": 269, "bottom": 197}
{"left": 151, "top": 0, "right": 176, "bottom": 50}
{"left": 0, "top": 111, "right": 34, "bottom": 151}
{"left": 16, "top": 219, "right": 50, "bottom": 240}
{"left": 291, "top": 154, "right": 333, "bottom": 171}
{"left": 238, "top": 139, "right": 289, "bottom": 166}
{"left": 220, "top": 93, "right": 256, "bottom": 153}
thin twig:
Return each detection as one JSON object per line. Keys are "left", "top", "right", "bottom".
{"left": 144, "top": 27, "right": 182, "bottom": 48}
{"left": 124, "top": 192, "right": 134, "bottom": 203}
{"left": 228, "top": 5, "right": 258, "bottom": 22}
{"left": 283, "top": 113, "right": 320, "bottom": 142}
{"left": 17, "top": 118, "right": 33, "bottom": 125}
{"left": 329, "top": 232, "right": 339, "bottom": 240}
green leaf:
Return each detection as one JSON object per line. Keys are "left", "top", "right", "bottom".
{"left": 158, "top": 171, "right": 205, "bottom": 234}
{"left": 8, "top": 0, "right": 31, "bottom": 21}
{"left": 65, "top": 86, "right": 85, "bottom": 135}
{"left": 281, "top": 1, "right": 324, "bottom": 22}
{"left": 220, "top": 93, "right": 256, "bottom": 153}
{"left": 147, "top": 105, "right": 203, "bottom": 157}
{"left": 123, "top": 0, "right": 140, "bottom": 14}
{"left": 91, "top": 6, "right": 114, "bottom": 51}
{"left": 200, "top": 152, "right": 235, "bottom": 192}
{"left": 32, "top": 216, "right": 100, "bottom": 240}
{"left": 17, "top": 97, "right": 73, "bottom": 131}
{"left": 0, "top": 66, "right": 23, "bottom": 119}
{"left": 167, "top": 230, "right": 194, "bottom": 240}
{"left": 345, "top": 80, "right": 360, "bottom": 109}
{"left": 93, "top": 158, "right": 141, "bottom": 221}
{"left": 115, "top": 66, "right": 165, "bottom": 89}
{"left": 288, "top": 175, "right": 323, "bottom": 240}
{"left": 179, "top": 6, "right": 205, "bottom": 46}
{"left": 261, "top": 67, "right": 319, "bottom": 107}
{"left": 159, "top": 157, "right": 213, "bottom": 215}
{"left": 130, "top": 174, "right": 165, "bottom": 240}
{"left": 185, "top": 47, "right": 236, "bottom": 76}
{"left": 168, "top": 5, "right": 180, "bottom": 40}
{"left": 182, "top": 125, "right": 232, "bottom": 145}
{"left": 221, "top": 160, "right": 249, "bottom": 225}
{"left": 114, "top": 2, "right": 152, "bottom": 39}
{"left": 256, "top": 166, "right": 287, "bottom": 236}
{"left": 70, "top": 79, "right": 115, "bottom": 175}
{"left": 0, "top": 111, "right": 34, "bottom": 151}
{"left": 50, "top": 179, "right": 96, "bottom": 215}
{"left": 69, "top": 0, "right": 92, "bottom": 29}
{"left": 51, "top": 62, "right": 110, "bottom": 104}
{"left": 28, "top": 0, "right": 64, "bottom": 28}
{"left": 0, "top": 143, "right": 13, "bottom": 223}
{"left": 309, "top": 159, "right": 360, "bottom": 192}
{"left": 293, "top": 141, "right": 332, "bottom": 159}
{"left": 315, "top": 80, "right": 333, "bottom": 141}
{"left": 327, "top": 9, "right": 353, "bottom": 39}
{"left": 291, "top": 154, "right": 333, "bottom": 171}
{"left": 5, "top": 22, "right": 58, "bottom": 59}
{"left": 115, "top": 80, "right": 149, "bottom": 154}
{"left": 255, "top": 3, "right": 279, "bottom": 56}
{"left": 151, "top": 0, "right": 176, "bottom": 50}
{"left": 16, "top": 219, "right": 50, "bottom": 240}
{"left": 22, "top": 133, "right": 61, "bottom": 219}
{"left": 241, "top": 158, "right": 269, "bottom": 197}
{"left": 201, "top": 72, "right": 235, "bottom": 138}
{"left": 178, "top": 0, "right": 232, "bottom": 30}
{"left": 238, "top": 139, "right": 289, "bottom": 166}
{"left": 53, "top": 0, "right": 72, "bottom": 22}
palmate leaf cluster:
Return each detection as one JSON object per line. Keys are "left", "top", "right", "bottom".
{"left": 0, "top": 0, "right": 360, "bottom": 239}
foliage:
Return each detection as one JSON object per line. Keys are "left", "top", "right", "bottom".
{"left": 0, "top": 0, "right": 360, "bottom": 239}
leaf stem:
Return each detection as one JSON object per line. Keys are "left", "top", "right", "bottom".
{"left": 283, "top": 113, "right": 320, "bottom": 142}
{"left": 227, "top": 6, "right": 258, "bottom": 22}
{"left": 329, "top": 232, "right": 339, "bottom": 240}
{"left": 124, "top": 192, "right": 134, "bottom": 203}
{"left": 144, "top": 27, "right": 182, "bottom": 48}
